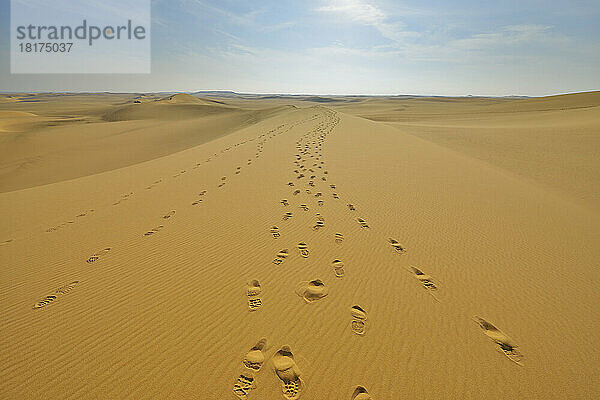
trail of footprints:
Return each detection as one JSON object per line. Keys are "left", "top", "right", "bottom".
{"left": 27, "top": 115, "right": 320, "bottom": 312}
{"left": 44, "top": 209, "right": 95, "bottom": 233}
{"left": 5, "top": 113, "right": 319, "bottom": 245}
{"left": 30, "top": 116, "right": 304, "bottom": 307}
{"left": 237, "top": 108, "right": 524, "bottom": 397}
{"left": 237, "top": 111, "right": 379, "bottom": 397}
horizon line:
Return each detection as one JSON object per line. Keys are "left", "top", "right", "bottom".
{"left": 1, "top": 89, "right": 598, "bottom": 98}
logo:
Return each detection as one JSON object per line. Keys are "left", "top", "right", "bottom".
{"left": 10, "top": 0, "right": 151, "bottom": 74}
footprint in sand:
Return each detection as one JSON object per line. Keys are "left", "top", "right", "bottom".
{"left": 332, "top": 259, "right": 345, "bottom": 278}
{"left": 335, "top": 233, "right": 344, "bottom": 244}
{"left": 243, "top": 338, "right": 268, "bottom": 371}
{"left": 271, "top": 226, "right": 281, "bottom": 238}
{"left": 352, "top": 386, "right": 373, "bottom": 399}
{"left": 247, "top": 280, "right": 263, "bottom": 311}
{"left": 56, "top": 280, "right": 79, "bottom": 295}
{"left": 317, "top": 200, "right": 324, "bottom": 206}
{"left": 297, "top": 242, "right": 309, "bottom": 258}
{"left": 293, "top": 190, "right": 301, "bottom": 196}
{"left": 288, "top": 182, "right": 295, "bottom": 187}
{"left": 113, "top": 193, "right": 133, "bottom": 204}
{"left": 474, "top": 317, "right": 524, "bottom": 365}
{"left": 33, "top": 295, "right": 57, "bottom": 309}
{"left": 163, "top": 210, "right": 176, "bottom": 219}
{"left": 300, "top": 204, "right": 309, "bottom": 211}
{"left": 410, "top": 267, "right": 438, "bottom": 300}
{"left": 143, "top": 225, "right": 163, "bottom": 237}
{"left": 357, "top": 218, "right": 369, "bottom": 228}
{"left": 295, "top": 279, "right": 328, "bottom": 303}
{"left": 333, "top": 193, "right": 339, "bottom": 199}
{"left": 283, "top": 212, "right": 293, "bottom": 221}
{"left": 388, "top": 238, "right": 407, "bottom": 254}
{"left": 273, "top": 346, "right": 304, "bottom": 399}
{"left": 351, "top": 305, "right": 368, "bottom": 335}
{"left": 281, "top": 199, "right": 289, "bottom": 206}
{"left": 347, "top": 204, "right": 356, "bottom": 211}
{"left": 273, "top": 249, "right": 290, "bottom": 265}
{"left": 192, "top": 199, "right": 203, "bottom": 206}
{"left": 86, "top": 247, "right": 111, "bottom": 263}
{"left": 33, "top": 281, "right": 79, "bottom": 309}
{"left": 313, "top": 221, "right": 325, "bottom": 231}
{"left": 233, "top": 374, "right": 256, "bottom": 399}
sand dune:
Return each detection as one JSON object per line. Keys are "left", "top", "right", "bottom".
{"left": 0, "top": 93, "right": 599, "bottom": 399}
{"left": 0, "top": 94, "right": 295, "bottom": 192}
{"left": 0, "top": 110, "right": 42, "bottom": 132}
{"left": 156, "top": 93, "right": 226, "bottom": 105}
{"left": 332, "top": 92, "right": 600, "bottom": 211}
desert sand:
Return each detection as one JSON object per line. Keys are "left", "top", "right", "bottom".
{"left": 1, "top": 91, "right": 599, "bottom": 399}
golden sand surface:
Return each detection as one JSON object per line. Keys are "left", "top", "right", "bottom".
{"left": 0, "top": 92, "right": 598, "bottom": 399}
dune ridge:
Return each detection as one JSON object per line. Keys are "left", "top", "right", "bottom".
{"left": 0, "top": 94, "right": 299, "bottom": 193}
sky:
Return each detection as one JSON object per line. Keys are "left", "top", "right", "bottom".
{"left": 0, "top": 0, "right": 599, "bottom": 96}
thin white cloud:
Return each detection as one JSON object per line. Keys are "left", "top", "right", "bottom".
{"left": 317, "top": 0, "right": 386, "bottom": 24}
{"left": 181, "top": 1, "right": 297, "bottom": 38}
{"left": 152, "top": 16, "right": 168, "bottom": 28}
{"left": 214, "top": 29, "right": 243, "bottom": 42}
{"left": 226, "top": 43, "right": 257, "bottom": 56}
{"left": 262, "top": 21, "right": 297, "bottom": 32}
{"left": 450, "top": 24, "right": 554, "bottom": 52}
{"left": 316, "top": 0, "right": 420, "bottom": 45}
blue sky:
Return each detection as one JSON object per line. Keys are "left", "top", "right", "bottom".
{"left": 0, "top": 0, "right": 599, "bottom": 95}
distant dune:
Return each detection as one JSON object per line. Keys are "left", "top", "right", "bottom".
{"left": 155, "top": 92, "right": 226, "bottom": 105}
{"left": 0, "top": 93, "right": 292, "bottom": 192}
{"left": 330, "top": 91, "right": 600, "bottom": 211}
